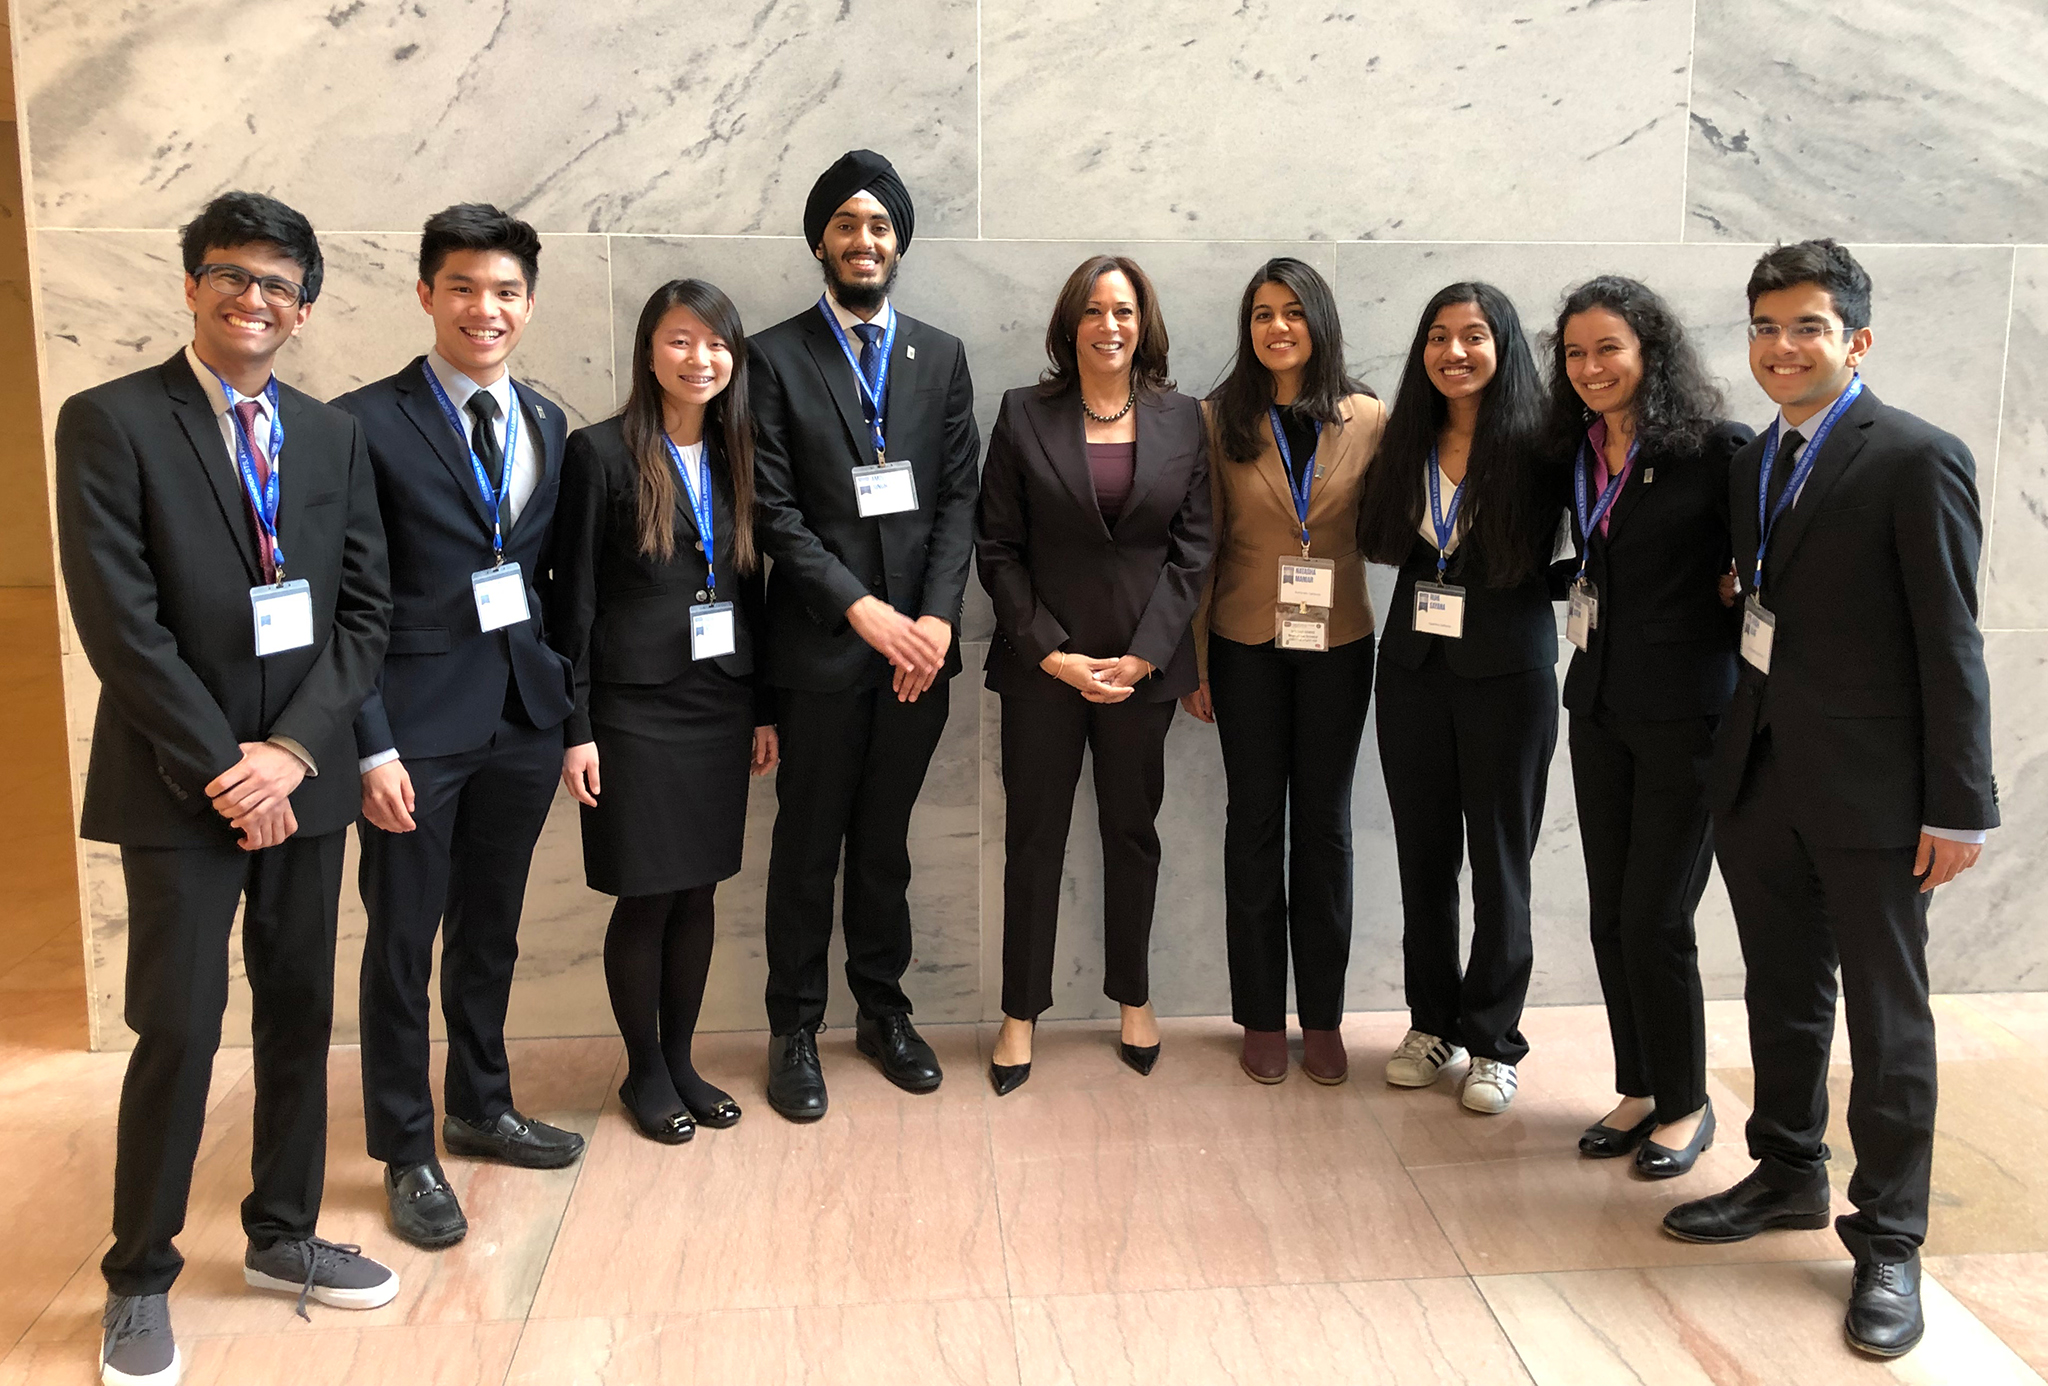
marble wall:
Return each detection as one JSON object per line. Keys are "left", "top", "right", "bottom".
{"left": 15, "top": 0, "right": 2046, "bottom": 1048}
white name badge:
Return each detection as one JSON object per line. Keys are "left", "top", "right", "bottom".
{"left": 1276, "top": 608, "right": 1330, "bottom": 651}
{"left": 1741, "top": 594, "right": 1776, "bottom": 673}
{"left": 690, "top": 601, "right": 737, "bottom": 660}
{"left": 1277, "top": 557, "right": 1335, "bottom": 609}
{"left": 1566, "top": 580, "right": 1598, "bottom": 652}
{"left": 250, "top": 579, "right": 314, "bottom": 657}
{"left": 471, "top": 562, "right": 531, "bottom": 633}
{"left": 852, "top": 460, "right": 919, "bottom": 517}
{"left": 1413, "top": 581, "right": 1466, "bottom": 639}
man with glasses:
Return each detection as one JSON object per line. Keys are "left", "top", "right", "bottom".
{"left": 55, "top": 191, "right": 396, "bottom": 1386}
{"left": 1664, "top": 240, "right": 1997, "bottom": 1357}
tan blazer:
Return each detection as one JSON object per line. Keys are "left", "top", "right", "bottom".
{"left": 1193, "top": 392, "right": 1387, "bottom": 678}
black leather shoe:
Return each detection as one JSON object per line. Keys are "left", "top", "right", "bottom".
{"left": 768, "top": 1029, "right": 829, "bottom": 1122}
{"left": 855, "top": 1011, "right": 943, "bottom": 1093}
{"left": 1579, "top": 1110, "right": 1658, "bottom": 1158}
{"left": 384, "top": 1159, "right": 467, "bottom": 1249}
{"left": 989, "top": 1018, "right": 1035, "bottom": 1096}
{"left": 1635, "top": 1101, "right": 1715, "bottom": 1179}
{"left": 683, "top": 1091, "right": 742, "bottom": 1129}
{"left": 618, "top": 1077, "right": 695, "bottom": 1144}
{"left": 1662, "top": 1166, "right": 1830, "bottom": 1243}
{"left": 443, "top": 1108, "right": 586, "bottom": 1169}
{"left": 1118, "top": 1041, "right": 1160, "bottom": 1076}
{"left": 1846, "top": 1255, "right": 1924, "bottom": 1357}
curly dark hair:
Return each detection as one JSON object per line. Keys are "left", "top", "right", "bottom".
{"left": 1541, "top": 275, "right": 1725, "bottom": 464}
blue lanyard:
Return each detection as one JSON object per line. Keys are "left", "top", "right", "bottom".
{"left": 1267, "top": 407, "right": 1322, "bottom": 550}
{"left": 1755, "top": 374, "right": 1863, "bottom": 592}
{"left": 818, "top": 296, "right": 896, "bottom": 463}
{"left": 1572, "top": 436, "right": 1639, "bottom": 581}
{"left": 663, "top": 435, "right": 716, "bottom": 597}
{"left": 1427, "top": 447, "right": 1466, "bottom": 580}
{"left": 212, "top": 371, "right": 286, "bottom": 576}
{"left": 422, "top": 363, "right": 523, "bottom": 562}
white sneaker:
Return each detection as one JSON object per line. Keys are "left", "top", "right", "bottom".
{"left": 1461, "top": 1057, "right": 1519, "bottom": 1114}
{"left": 1384, "top": 1029, "right": 1467, "bottom": 1088}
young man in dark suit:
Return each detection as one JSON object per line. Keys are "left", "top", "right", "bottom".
{"left": 56, "top": 192, "right": 397, "bottom": 1386}
{"left": 332, "top": 205, "right": 582, "bottom": 1252}
{"left": 1664, "top": 240, "right": 1997, "bottom": 1357}
{"left": 748, "top": 149, "right": 981, "bottom": 1120}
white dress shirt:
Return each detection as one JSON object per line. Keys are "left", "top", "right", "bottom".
{"left": 1415, "top": 464, "right": 1467, "bottom": 555}
{"left": 425, "top": 350, "right": 540, "bottom": 529}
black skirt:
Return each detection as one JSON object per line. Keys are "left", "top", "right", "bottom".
{"left": 579, "top": 663, "right": 755, "bottom": 897}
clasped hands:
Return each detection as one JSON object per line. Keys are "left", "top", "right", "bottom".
{"left": 846, "top": 596, "right": 950, "bottom": 702}
{"left": 1042, "top": 649, "right": 1152, "bottom": 703}
{"left": 204, "top": 742, "right": 305, "bottom": 851}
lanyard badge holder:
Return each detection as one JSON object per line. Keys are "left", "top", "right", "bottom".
{"left": 1565, "top": 437, "right": 1638, "bottom": 652}
{"left": 1743, "top": 376, "right": 1864, "bottom": 674}
{"left": 424, "top": 366, "right": 533, "bottom": 634}
{"left": 822, "top": 299, "right": 919, "bottom": 518}
{"left": 664, "top": 437, "right": 736, "bottom": 659}
{"left": 217, "top": 374, "right": 314, "bottom": 658}
{"left": 1414, "top": 449, "right": 1468, "bottom": 638}
{"left": 1269, "top": 408, "right": 1334, "bottom": 650}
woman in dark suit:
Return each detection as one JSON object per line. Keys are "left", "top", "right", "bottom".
{"left": 1356, "top": 282, "right": 1558, "bottom": 1117}
{"left": 549, "top": 279, "right": 778, "bottom": 1143}
{"left": 1546, "top": 276, "right": 1753, "bottom": 1176}
{"left": 1183, "top": 257, "right": 1386, "bottom": 1086}
{"left": 975, "top": 254, "right": 1213, "bottom": 1094}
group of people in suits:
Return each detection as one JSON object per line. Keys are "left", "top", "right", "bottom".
{"left": 55, "top": 147, "right": 1994, "bottom": 1385}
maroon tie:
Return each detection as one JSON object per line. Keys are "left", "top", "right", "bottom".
{"left": 233, "top": 399, "right": 278, "bottom": 583}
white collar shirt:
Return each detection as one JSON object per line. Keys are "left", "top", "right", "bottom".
{"left": 425, "top": 350, "right": 541, "bottom": 529}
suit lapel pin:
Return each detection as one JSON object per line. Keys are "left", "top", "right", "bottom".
{"left": 534, "top": 402, "right": 546, "bottom": 418}
{"left": 1644, "top": 467, "right": 1654, "bottom": 484}
{"left": 907, "top": 345, "right": 916, "bottom": 360}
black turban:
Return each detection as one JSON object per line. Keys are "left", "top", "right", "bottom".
{"left": 803, "top": 149, "right": 914, "bottom": 254}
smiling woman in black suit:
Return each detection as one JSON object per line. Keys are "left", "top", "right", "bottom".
{"left": 975, "top": 254, "right": 1214, "bottom": 1094}
{"left": 549, "top": 279, "right": 779, "bottom": 1144}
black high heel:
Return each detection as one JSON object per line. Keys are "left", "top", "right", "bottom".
{"left": 1635, "top": 1100, "right": 1715, "bottom": 1179}
{"left": 1119, "top": 1007, "right": 1160, "bottom": 1076}
{"left": 618, "top": 1076, "right": 695, "bottom": 1145}
{"left": 989, "top": 1018, "right": 1035, "bottom": 1097}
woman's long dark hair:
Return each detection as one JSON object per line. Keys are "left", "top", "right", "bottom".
{"left": 1542, "top": 275, "right": 1725, "bottom": 463}
{"left": 1038, "top": 254, "right": 1174, "bottom": 399}
{"left": 620, "top": 279, "right": 757, "bottom": 570}
{"left": 1356, "top": 281, "right": 1548, "bottom": 587}
{"left": 1208, "top": 257, "right": 1373, "bottom": 463}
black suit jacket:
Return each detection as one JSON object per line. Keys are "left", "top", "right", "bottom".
{"left": 1561, "top": 421, "right": 1753, "bottom": 720}
{"left": 55, "top": 351, "right": 391, "bottom": 846}
{"left": 748, "top": 303, "right": 980, "bottom": 693}
{"left": 332, "top": 357, "right": 575, "bottom": 761}
{"left": 546, "top": 417, "right": 770, "bottom": 745}
{"left": 976, "top": 385, "right": 1214, "bottom": 702}
{"left": 1375, "top": 483, "right": 1560, "bottom": 680}
{"left": 1705, "top": 387, "right": 1997, "bottom": 847}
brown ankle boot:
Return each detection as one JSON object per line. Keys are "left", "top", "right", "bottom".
{"left": 1302, "top": 1028, "right": 1348, "bottom": 1085}
{"left": 1240, "top": 1028, "right": 1288, "bottom": 1084}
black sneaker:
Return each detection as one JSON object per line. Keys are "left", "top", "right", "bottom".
{"left": 100, "top": 1292, "right": 178, "bottom": 1386}
{"left": 244, "top": 1236, "right": 400, "bottom": 1319}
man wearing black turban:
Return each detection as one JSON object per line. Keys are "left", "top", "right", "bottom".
{"left": 747, "top": 150, "right": 981, "bottom": 1121}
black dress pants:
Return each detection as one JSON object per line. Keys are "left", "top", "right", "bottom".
{"left": 1375, "top": 644, "right": 1557, "bottom": 1064}
{"left": 764, "top": 681, "right": 951, "bottom": 1034}
{"left": 103, "top": 829, "right": 345, "bottom": 1296}
{"left": 998, "top": 690, "right": 1177, "bottom": 1019}
{"left": 357, "top": 715, "right": 562, "bottom": 1166}
{"left": 1208, "top": 632, "right": 1375, "bottom": 1031}
{"left": 1569, "top": 706, "right": 1715, "bottom": 1122}
{"left": 1715, "top": 732, "right": 1936, "bottom": 1265}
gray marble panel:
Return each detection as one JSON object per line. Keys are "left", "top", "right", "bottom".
{"left": 980, "top": 0, "right": 1693, "bottom": 243}
{"left": 1685, "top": 2, "right": 2048, "bottom": 244}
{"left": 1985, "top": 247, "right": 2048, "bottom": 631}
{"left": 17, "top": 1, "right": 977, "bottom": 237}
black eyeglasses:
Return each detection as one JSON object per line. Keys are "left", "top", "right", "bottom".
{"left": 192, "top": 263, "right": 306, "bottom": 309}
{"left": 1747, "top": 322, "right": 1849, "bottom": 344}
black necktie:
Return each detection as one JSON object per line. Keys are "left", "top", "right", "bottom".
{"left": 467, "top": 391, "right": 505, "bottom": 493}
{"left": 1767, "top": 429, "right": 1804, "bottom": 514}
{"left": 852, "top": 322, "right": 883, "bottom": 428}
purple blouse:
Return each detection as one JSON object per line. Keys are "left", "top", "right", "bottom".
{"left": 1088, "top": 441, "right": 1136, "bottom": 522}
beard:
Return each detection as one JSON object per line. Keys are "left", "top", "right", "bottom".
{"left": 823, "top": 250, "right": 900, "bottom": 313}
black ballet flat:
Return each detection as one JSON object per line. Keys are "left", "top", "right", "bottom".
{"left": 989, "top": 1018, "right": 1034, "bottom": 1096}
{"left": 1579, "top": 1110, "right": 1659, "bottom": 1158}
{"left": 618, "top": 1078, "right": 695, "bottom": 1145}
{"left": 684, "top": 1094, "right": 742, "bottom": 1129}
{"left": 1118, "top": 1041, "right": 1160, "bottom": 1076}
{"left": 1635, "top": 1100, "right": 1715, "bottom": 1180}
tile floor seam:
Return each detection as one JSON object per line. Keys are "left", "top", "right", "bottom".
{"left": 1356, "top": 1071, "right": 1480, "bottom": 1287}
{"left": 973, "top": 1059, "right": 1031, "bottom": 1386}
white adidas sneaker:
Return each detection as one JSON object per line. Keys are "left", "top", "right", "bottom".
{"left": 1384, "top": 1029, "right": 1467, "bottom": 1088}
{"left": 1461, "top": 1057, "right": 1519, "bottom": 1114}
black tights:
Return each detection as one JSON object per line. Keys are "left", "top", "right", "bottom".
{"left": 602, "top": 884, "right": 729, "bottom": 1122}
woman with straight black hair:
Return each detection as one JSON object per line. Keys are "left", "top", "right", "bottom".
{"left": 550, "top": 278, "right": 779, "bottom": 1143}
{"left": 1546, "top": 275, "right": 1753, "bottom": 1177}
{"left": 1186, "top": 257, "right": 1386, "bottom": 1085}
{"left": 1357, "top": 281, "right": 1559, "bottom": 1115}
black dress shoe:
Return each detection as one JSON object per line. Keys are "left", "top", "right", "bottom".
{"left": 683, "top": 1091, "right": 742, "bottom": 1129}
{"left": 618, "top": 1077, "right": 695, "bottom": 1144}
{"left": 443, "top": 1108, "right": 586, "bottom": 1169}
{"left": 1846, "top": 1255, "right": 1924, "bottom": 1357}
{"left": 1118, "top": 1041, "right": 1160, "bottom": 1076}
{"left": 1579, "top": 1110, "right": 1658, "bottom": 1158}
{"left": 1662, "top": 1165, "right": 1830, "bottom": 1243}
{"left": 1635, "top": 1101, "right": 1715, "bottom": 1179}
{"left": 385, "top": 1159, "right": 467, "bottom": 1249}
{"left": 989, "top": 1018, "right": 1035, "bottom": 1096}
{"left": 855, "top": 1011, "right": 943, "bottom": 1093}
{"left": 768, "top": 1029, "right": 829, "bottom": 1122}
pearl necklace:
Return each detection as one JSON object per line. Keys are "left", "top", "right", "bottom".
{"left": 1082, "top": 380, "right": 1137, "bottom": 424}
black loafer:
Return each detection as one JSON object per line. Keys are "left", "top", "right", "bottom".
{"left": 855, "top": 1011, "right": 943, "bottom": 1093}
{"left": 384, "top": 1159, "right": 467, "bottom": 1249}
{"left": 768, "top": 1029, "right": 829, "bottom": 1122}
{"left": 1635, "top": 1101, "right": 1715, "bottom": 1179}
{"left": 1579, "top": 1110, "right": 1658, "bottom": 1158}
{"left": 443, "top": 1108, "right": 586, "bottom": 1169}
{"left": 1846, "top": 1255, "right": 1924, "bottom": 1357}
{"left": 1662, "top": 1165, "right": 1830, "bottom": 1243}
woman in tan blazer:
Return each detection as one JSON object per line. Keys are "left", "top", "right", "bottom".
{"left": 1186, "top": 257, "right": 1386, "bottom": 1085}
